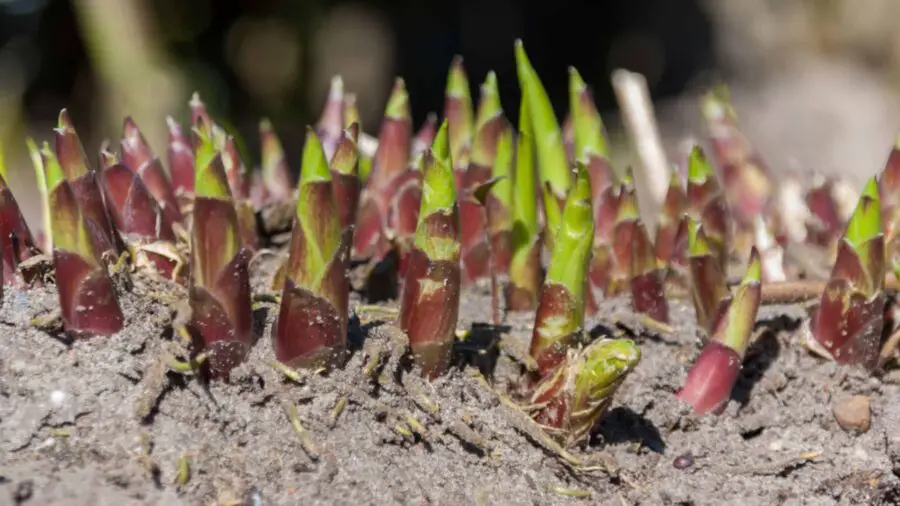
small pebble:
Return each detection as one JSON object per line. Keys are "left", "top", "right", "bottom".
{"left": 673, "top": 452, "right": 693, "bottom": 470}
{"left": 14, "top": 480, "right": 34, "bottom": 502}
{"left": 832, "top": 395, "right": 871, "bottom": 433}
{"left": 50, "top": 390, "right": 66, "bottom": 406}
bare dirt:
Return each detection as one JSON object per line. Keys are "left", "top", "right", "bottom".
{"left": 2, "top": 249, "right": 900, "bottom": 506}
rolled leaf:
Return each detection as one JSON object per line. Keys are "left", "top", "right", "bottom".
{"left": 530, "top": 163, "right": 593, "bottom": 378}
{"left": 678, "top": 247, "right": 762, "bottom": 415}
{"left": 198, "top": 126, "right": 259, "bottom": 251}
{"left": 26, "top": 138, "right": 53, "bottom": 252}
{"left": 444, "top": 56, "right": 474, "bottom": 171}
{"left": 507, "top": 123, "right": 541, "bottom": 311}
{"left": 880, "top": 136, "right": 900, "bottom": 277}
{"left": 806, "top": 178, "right": 884, "bottom": 370}
{"left": 188, "top": 129, "right": 253, "bottom": 377}
{"left": 671, "top": 146, "right": 729, "bottom": 272}
{"left": 413, "top": 112, "right": 439, "bottom": 158}
{"left": 369, "top": 77, "right": 412, "bottom": 190}
{"left": 42, "top": 144, "right": 123, "bottom": 337}
{"left": 700, "top": 87, "right": 772, "bottom": 224}
{"left": 604, "top": 186, "right": 639, "bottom": 296}
{"left": 121, "top": 117, "right": 183, "bottom": 224}
{"left": 167, "top": 116, "right": 195, "bottom": 194}
{"left": 274, "top": 128, "right": 349, "bottom": 369}
{"left": 687, "top": 217, "right": 728, "bottom": 334}
{"left": 331, "top": 123, "right": 361, "bottom": 231}
{"left": 398, "top": 123, "right": 460, "bottom": 379}
{"left": 0, "top": 171, "right": 41, "bottom": 286}
{"left": 461, "top": 72, "right": 511, "bottom": 282}
{"left": 630, "top": 220, "right": 668, "bottom": 323}
{"left": 316, "top": 75, "right": 345, "bottom": 160}
{"left": 514, "top": 40, "right": 570, "bottom": 237}
{"left": 55, "top": 110, "right": 119, "bottom": 257}
{"left": 806, "top": 178, "right": 846, "bottom": 247}
{"left": 531, "top": 338, "right": 640, "bottom": 447}
{"left": 486, "top": 127, "right": 514, "bottom": 273}
{"left": 99, "top": 149, "right": 182, "bottom": 282}
{"left": 569, "top": 66, "right": 616, "bottom": 200}
{"left": 353, "top": 78, "right": 413, "bottom": 259}
{"left": 655, "top": 171, "right": 686, "bottom": 265}
{"left": 259, "top": 118, "right": 294, "bottom": 202}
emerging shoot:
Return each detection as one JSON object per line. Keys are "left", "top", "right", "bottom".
{"left": 273, "top": 128, "right": 350, "bottom": 369}
{"left": 398, "top": 122, "right": 461, "bottom": 379}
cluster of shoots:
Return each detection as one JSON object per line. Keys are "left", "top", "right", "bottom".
{"left": 6, "top": 40, "right": 900, "bottom": 450}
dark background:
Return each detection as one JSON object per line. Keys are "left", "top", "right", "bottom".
{"left": 0, "top": 0, "right": 714, "bottom": 168}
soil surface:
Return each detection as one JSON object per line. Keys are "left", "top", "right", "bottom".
{"left": 2, "top": 249, "right": 900, "bottom": 506}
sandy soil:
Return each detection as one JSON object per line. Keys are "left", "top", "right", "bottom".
{"left": 2, "top": 248, "right": 900, "bottom": 506}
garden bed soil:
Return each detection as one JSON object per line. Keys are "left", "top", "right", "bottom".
{"left": 2, "top": 250, "right": 900, "bottom": 506}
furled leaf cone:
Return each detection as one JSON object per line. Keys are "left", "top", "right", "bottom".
{"left": 190, "top": 93, "right": 259, "bottom": 250}
{"left": 99, "top": 150, "right": 184, "bottom": 283}
{"left": 444, "top": 55, "right": 474, "bottom": 173}
{"left": 216, "top": 129, "right": 259, "bottom": 251}
{"left": 316, "top": 75, "right": 346, "bottom": 161}
{"left": 343, "top": 93, "right": 375, "bottom": 184}
{"left": 460, "top": 72, "right": 511, "bottom": 283}
{"left": 588, "top": 180, "right": 624, "bottom": 293}
{"left": 878, "top": 136, "right": 900, "bottom": 278}
{"left": 0, "top": 172, "right": 42, "bottom": 286}
{"left": 530, "top": 338, "right": 641, "bottom": 448}
{"left": 470, "top": 175, "right": 510, "bottom": 322}
{"left": 248, "top": 165, "right": 268, "bottom": 211}
{"left": 514, "top": 40, "right": 571, "bottom": 239}
{"left": 561, "top": 113, "right": 574, "bottom": 164}
{"left": 484, "top": 128, "right": 514, "bottom": 275}
{"left": 804, "top": 178, "right": 885, "bottom": 370}
{"left": 273, "top": 128, "right": 350, "bottom": 370}
{"left": 55, "top": 110, "right": 120, "bottom": 257}
{"left": 671, "top": 146, "right": 730, "bottom": 273}
{"left": 529, "top": 163, "right": 594, "bottom": 378}
{"left": 42, "top": 145, "right": 124, "bottom": 337}
{"left": 700, "top": 87, "right": 772, "bottom": 225}
{"left": 569, "top": 66, "right": 622, "bottom": 298}
{"left": 655, "top": 171, "right": 686, "bottom": 267}
{"left": 121, "top": 117, "right": 183, "bottom": 225}
{"left": 398, "top": 130, "right": 461, "bottom": 379}
{"left": 687, "top": 217, "right": 728, "bottom": 334}
{"left": 167, "top": 116, "right": 195, "bottom": 196}
{"left": 630, "top": 219, "right": 669, "bottom": 323}
{"left": 569, "top": 67, "right": 615, "bottom": 200}
{"left": 412, "top": 112, "right": 439, "bottom": 159}
{"left": 331, "top": 123, "right": 361, "bottom": 232}
{"left": 258, "top": 118, "right": 294, "bottom": 204}
{"left": 353, "top": 78, "right": 412, "bottom": 260}
{"left": 188, "top": 133, "right": 253, "bottom": 378}
{"left": 603, "top": 184, "right": 640, "bottom": 297}
{"left": 678, "top": 247, "right": 762, "bottom": 415}
{"left": 506, "top": 234, "right": 542, "bottom": 312}
{"left": 189, "top": 118, "right": 259, "bottom": 252}
{"left": 389, "top": 158, "right": 424, "bottom": 281}
{"left": 805, "top": 177, "right": 858, "bottom": 248}
{"left": 26, "top": 137, "right": 53, "bottom": 252}
{"left": 189, "top": 92, "right": 214, "bottom": 137}
{"left": 507, "top": 127, "right": 541, "bottom": 312}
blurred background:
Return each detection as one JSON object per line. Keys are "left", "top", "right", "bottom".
{"left": 1, "top": 0, "right": 900, "bottom": 224}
